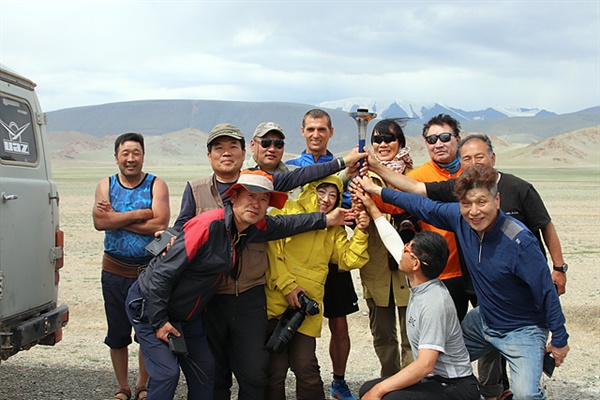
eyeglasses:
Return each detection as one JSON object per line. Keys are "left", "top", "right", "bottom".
{"left": 424, "top": 132, "right": 457, "bottom": 145}
{"left": 258, "top": 138, "right": 284, "bottom": 149}
{"left": 372, "top": 134, "right": 397, "bottom": 144}
{"left": 404, "top": 243, "right": 429, "bottom": 266}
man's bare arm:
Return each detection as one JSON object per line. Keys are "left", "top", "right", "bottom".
{"left": 92, "top": 178, "right": 153, "bottom": 231}
{"left": 541, "top": 221, "right": 567, "bottom": 295}
{"left": 123, "top": 178, "right": 171, "bottom": 236}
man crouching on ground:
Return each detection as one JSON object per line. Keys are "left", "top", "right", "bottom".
{"left": 125, "top": 170, "right": 353, "bottom": 399}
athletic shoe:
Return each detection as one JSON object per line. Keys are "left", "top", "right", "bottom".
{"left": 331, "top": 379, "right": 356, "bottom": 400}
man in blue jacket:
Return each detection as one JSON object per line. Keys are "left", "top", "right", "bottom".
{"left": 355, "top": 166, "right": 569, "bottom": 400}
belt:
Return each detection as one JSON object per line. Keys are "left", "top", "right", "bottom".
{"left": 102, "top": 253, "right": 148, "bottom": 278}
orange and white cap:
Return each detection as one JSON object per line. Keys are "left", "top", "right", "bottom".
{"left": 225, "top": 170, "right": 288, "bottom": 209}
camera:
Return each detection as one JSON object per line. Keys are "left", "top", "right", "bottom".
{"left": 297, "top": 292, "right": 319, "bottom": 316}
{"left": 265, "top": 292, "right": 319, "bottom": 353}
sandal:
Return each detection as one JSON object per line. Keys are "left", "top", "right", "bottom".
{"left": 133, "top": 386, "right": 147, "bottom": 400}
{"left": 113, "top": 388, "right": 132, "bottom": 400}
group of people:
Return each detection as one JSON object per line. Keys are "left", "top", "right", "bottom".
{"left": 93, "top": 109, "right": 570, "bottom": 400}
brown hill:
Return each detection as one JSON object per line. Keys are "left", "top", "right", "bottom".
{"left": 496, "top": 126, "right": 599, "bottom": 167}
{"left": 47, "top": 126, "right": 600, "bottom": 169}
{"left": 49, "top": 128, "right": 211, "bottom": 167}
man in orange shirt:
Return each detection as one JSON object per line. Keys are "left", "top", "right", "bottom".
{"left": 406, "top": 114, "right": 475, "bottom": 321}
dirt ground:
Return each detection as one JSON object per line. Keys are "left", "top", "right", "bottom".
{"left": 0, "top": 167, "right": 599, "bottom": 400}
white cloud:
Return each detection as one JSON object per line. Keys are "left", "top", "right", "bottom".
{"left": 1, "top": 0, "right": 598, "bottom": 113}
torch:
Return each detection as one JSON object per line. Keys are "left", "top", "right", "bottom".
{"left": 349, "top": 107, "right": 377, "bottom": 172}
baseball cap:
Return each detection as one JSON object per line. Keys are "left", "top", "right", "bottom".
{"left": 207, "top": 123, "right": 245, "bottom": 145}
{"left": 224, "top": 170, "right": 288, "bottom": 209}
{"left": 253, "top": 122, "right": 285, "bottom": 139}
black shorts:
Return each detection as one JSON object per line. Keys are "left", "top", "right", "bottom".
{"left": 323, "top": 263, "right": 359, "bottom": 318}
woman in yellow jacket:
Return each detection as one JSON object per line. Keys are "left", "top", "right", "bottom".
{"left": 265, "top": 175, "right": 370, "bottom": 400}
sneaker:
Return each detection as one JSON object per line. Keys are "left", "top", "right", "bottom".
{"left": 498, "top": 389, "right": 514, "bottom": 400}
{"left": 331, "top": 379, "right": 357, "bottom": 400}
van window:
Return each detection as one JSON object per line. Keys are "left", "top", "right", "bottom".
{"left": 0, "top": 95, "right": 39, "bottom": 164}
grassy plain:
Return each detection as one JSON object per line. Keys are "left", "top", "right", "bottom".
{"left": 1, "top": 164, "right": 598, "bottom": 399}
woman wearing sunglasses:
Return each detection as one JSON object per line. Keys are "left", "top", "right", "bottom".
{"left": 356, "top": 119, "right": 417, "bottom": 378}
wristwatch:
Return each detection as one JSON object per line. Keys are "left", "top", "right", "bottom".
{"left": 553, "top": 263, "right": 568, "bottom": 273}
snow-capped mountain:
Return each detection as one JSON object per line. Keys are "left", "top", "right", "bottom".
{"left": 317, "top": 97, "right": 556, "bottom": 122}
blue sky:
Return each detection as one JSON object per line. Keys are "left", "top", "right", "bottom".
{"left": 1, "top": 0, "right": 599, "bottom": 113}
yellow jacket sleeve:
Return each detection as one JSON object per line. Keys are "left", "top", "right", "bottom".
{"left": 331, "top": 226, "right": 370, "bottom": 271}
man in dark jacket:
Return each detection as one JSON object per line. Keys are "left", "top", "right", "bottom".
{"left": 126, "top": 170, "right": 352, "bottom": 399}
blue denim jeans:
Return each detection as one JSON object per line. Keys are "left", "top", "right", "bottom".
{"left": 126, "top": 280, "right": 215, "bottom": 399}
{"left": 461, "top": 307, "right": 549, "bottom": 400}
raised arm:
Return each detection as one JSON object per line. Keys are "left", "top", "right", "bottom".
{"left": 332, "top": 224, "right": 370, "bottom": 272}
{"left": 272, "top": 158, "right": 342, "bottom": 192}
{"left": 272, "top": 148, "right": 366, "bottom": 192}
{"left": 367, "top": 150, "right": 426, "bottom": 196}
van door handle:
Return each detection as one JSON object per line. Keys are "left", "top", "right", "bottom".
{"left": 2, "top": 193, "right": 18, "bottom": 203}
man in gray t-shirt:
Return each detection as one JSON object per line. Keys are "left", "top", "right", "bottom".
{"left": 407, "top": 278, "right": 472, "bottom": 380}
{"left": 356, "top": 191, "right": 480, "bottom": 399}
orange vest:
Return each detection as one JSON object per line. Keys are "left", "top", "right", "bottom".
{"left": 406, "top": 160, "right": 463, "bottom": 281}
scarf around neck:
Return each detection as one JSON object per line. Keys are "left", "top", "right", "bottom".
{"left": 376, "top": 146, "right": 413, "bottom": 174}
{"left": 435, "top": 155, "right": 461, "bottom": 174}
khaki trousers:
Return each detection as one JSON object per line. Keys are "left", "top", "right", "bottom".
{"left": 366, "top": 294, "right": 413, "bottom": 377}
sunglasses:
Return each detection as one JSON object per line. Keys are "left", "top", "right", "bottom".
{"left": 372, "top": 134, "right": 397, "bottom": 144}
{"left": 424, "top": 132, "right": 457, "bottom": 145}
{"left": 404, "top": 243, "right": 429, "bottom": 266}
{"left": 258, "top": 138, "right": 284, "bottom": 149}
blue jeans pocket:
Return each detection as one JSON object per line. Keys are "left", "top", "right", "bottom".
{"left": 127, "top": 297, "right": 147, "bottom": 323}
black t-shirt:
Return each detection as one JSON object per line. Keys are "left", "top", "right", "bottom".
{"left": 425, "top": 172, "right": 551, "bottom": 257}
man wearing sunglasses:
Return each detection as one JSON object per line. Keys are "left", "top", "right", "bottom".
{"left": 243, "top": 122, "right": 302, "bottom": 200}
{"left": 245, "top": 122, "right": 287, "bottom": 172}
{"left": 405, "top": 114, "right": 474, "bottom": 325}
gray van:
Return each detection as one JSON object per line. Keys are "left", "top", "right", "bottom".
{"left": 0, "top": 64, "right": 69, "bottom": 361}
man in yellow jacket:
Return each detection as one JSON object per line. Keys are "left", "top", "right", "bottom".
{"left": 265, "top": 175, "right": 370, "bottom": 400}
